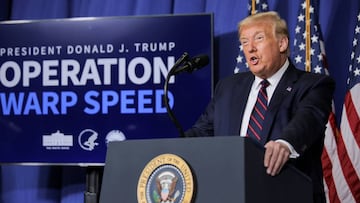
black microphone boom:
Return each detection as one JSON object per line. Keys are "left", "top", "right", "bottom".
{"left": 163, "top": 52, "right": 209, "bottom": 137}
{"left": 172, "top": 54, "right": 209, "bottom": 75}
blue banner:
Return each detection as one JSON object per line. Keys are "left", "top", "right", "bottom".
{"left": 0, "top": 14, "right": 213, "bottom": 164}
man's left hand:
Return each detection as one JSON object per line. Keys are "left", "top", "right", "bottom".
{"left": 264, "top": 141, "right": 290, "bottom": 176}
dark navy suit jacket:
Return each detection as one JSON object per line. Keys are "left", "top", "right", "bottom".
{"left": 185, "top": 62, "right": 335, "bottom": 201}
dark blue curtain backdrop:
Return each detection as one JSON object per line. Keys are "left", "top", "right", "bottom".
{"left": 0, "top": 0, "right": 359, "bottom": 202}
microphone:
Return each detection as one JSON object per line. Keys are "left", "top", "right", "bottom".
{"left": 172, "top": 54, "right": 209, "bottom": 75}
{"left": 163, "top": 52, "right": 209, "bottom": 137}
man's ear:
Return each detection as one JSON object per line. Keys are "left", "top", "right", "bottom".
{"left": 279, "top": 36, "right": 289, "bottom": 53}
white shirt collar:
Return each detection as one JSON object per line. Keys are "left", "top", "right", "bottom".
{"left": 253, "top": 59, "right": 289, "bottom": 89}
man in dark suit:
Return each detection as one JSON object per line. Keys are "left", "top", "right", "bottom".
{"left": 185, "top": 11, "right": 335, "bottom": 203}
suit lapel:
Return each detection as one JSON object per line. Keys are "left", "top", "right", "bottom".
{"left": 261, "top": 65, "right": 300, "bottom": 143}
{"left": 229, "top": 74, "right": 254, "bottom": 134}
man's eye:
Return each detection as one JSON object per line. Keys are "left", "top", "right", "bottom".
{"left": 255, "top": 36, "right": 264, "bottom": 41}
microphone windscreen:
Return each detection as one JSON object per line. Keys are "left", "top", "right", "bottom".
{"left": 192, "top": 54, "right": 209, "bottom": 68}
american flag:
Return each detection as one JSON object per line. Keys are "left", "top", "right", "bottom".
{"left": 291, "top": 1, "right": 327, "bottom": 74}
{"left": 234, "top": 0, "right": 269, "bottom": 73}
{"left": 323, "top": 11, "right": 360, "bottom": 203}
{"left": 289, "top": 1, "right": 357, "bottom": 202}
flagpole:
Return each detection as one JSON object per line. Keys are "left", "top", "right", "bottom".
{"left": 251, "top": 0, "right": 256, "bottom": 15}
{"left": 305, "top": 0, "right": 311, "bottom": 72}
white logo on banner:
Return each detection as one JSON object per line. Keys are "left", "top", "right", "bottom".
{"left": 42, "top": 130, "right": 73, "bottom": 150}
{"left": 105, "top": 130, "right": 126, "bottom": 146}
{"left": 78, "top": 129, "right": 99, "bottom": 151}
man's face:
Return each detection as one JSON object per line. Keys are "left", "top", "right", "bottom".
{"left": 239, "top": 22, "right": 287, "bottom": 78}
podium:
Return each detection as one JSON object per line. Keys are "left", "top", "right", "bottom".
{"left": 99, "top": 136, "right": 313, "bottom": 203}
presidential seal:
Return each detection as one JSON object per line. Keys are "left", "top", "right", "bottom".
{"left": 137, "top": 154, "right": 194, "bottom": 203}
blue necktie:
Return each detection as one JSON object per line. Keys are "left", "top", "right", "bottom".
{"left": 247, "top": 79, "right": 270, "bottom": 142}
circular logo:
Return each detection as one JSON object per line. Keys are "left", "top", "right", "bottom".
{"left": 137, "top": 154, "right": 194, "bottom": 203}
{"left": 105, "top": 130, "right": 126, "bottom": 145}
{"left": 78, "top": 129, "right": 99, "bottom": 151}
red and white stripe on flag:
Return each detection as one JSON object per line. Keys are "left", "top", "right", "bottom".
{"left": 322, "top": 11, "right": 360, "bottom": 203}
{"left": 290, "top": 1, "right": 360, "bottom": 202}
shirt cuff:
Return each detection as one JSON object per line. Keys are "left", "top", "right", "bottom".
{"left": 275, "top": 139, "right": 300, "bottom": 158}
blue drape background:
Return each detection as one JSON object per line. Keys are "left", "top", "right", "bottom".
{"left": 0, "top": 0, "right": 359, "bottom": 202}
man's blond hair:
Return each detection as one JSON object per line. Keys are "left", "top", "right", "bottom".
{"left": 238, "top": 11, "right": 290, "bottom": 55}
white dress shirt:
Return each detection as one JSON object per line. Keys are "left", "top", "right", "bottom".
{"left": 239, "top": 59, "right": 299, "bottom": 158}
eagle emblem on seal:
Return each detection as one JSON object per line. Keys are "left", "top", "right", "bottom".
{"left": 153, "top": 171, "right": 180, "bottom": 203}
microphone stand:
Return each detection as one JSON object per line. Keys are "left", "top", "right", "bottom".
{"left": 163, "top": 52, "right": 189, "bottom": 137}
{"left": 84, "top": 166, "right": 102, "bottom": 203}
